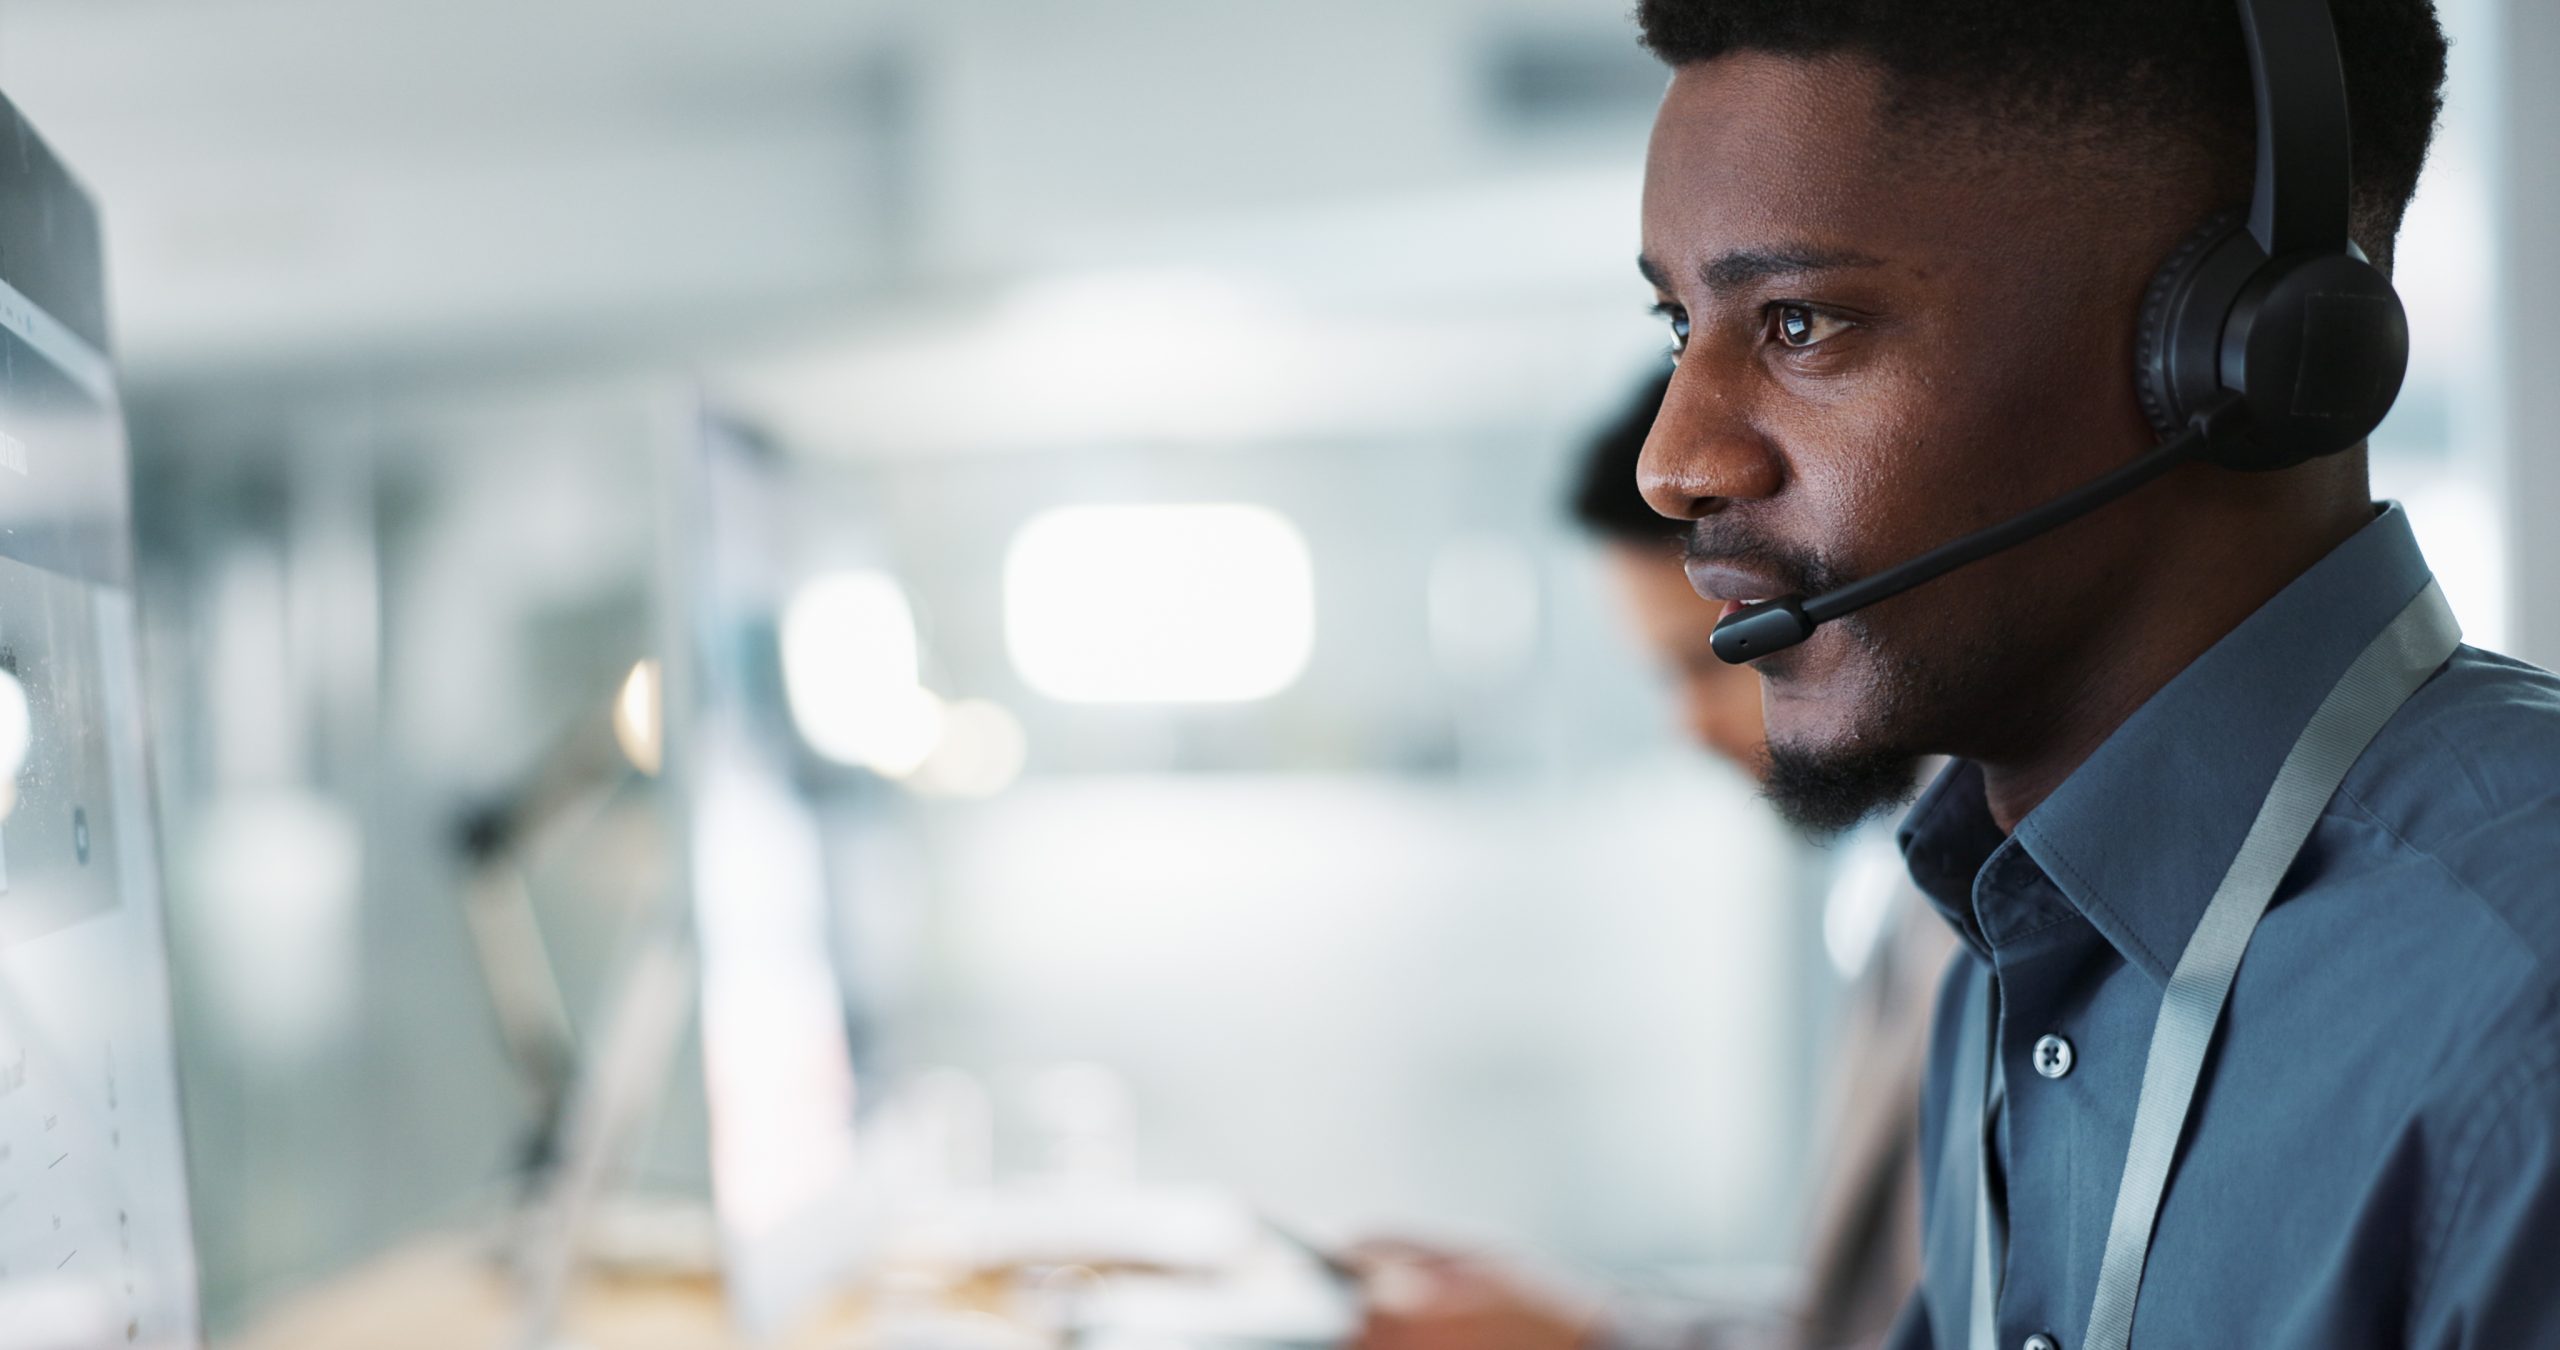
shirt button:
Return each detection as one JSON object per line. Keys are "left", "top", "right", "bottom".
{"left": 2024, "top": 1336, "right": 2060, "bottom": 1350}
{"left": 2033, "top": 1034, "right": 2075, "bottom": 1079}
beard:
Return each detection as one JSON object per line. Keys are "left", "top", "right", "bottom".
{"left": 1683, "top": 513, "right": 2002, "bottom": 835}
{"left": 1751, "top": 613, "right": 1950, "bottom": 837}
{"left": 1762, "top": 737, "right": 1925, "bottom": 836}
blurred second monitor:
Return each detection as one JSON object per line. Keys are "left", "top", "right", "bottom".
{"left": 491, "top": 405, "right": 889, "bottom": 1344}
{"left": 0, "top": 92, "right": 201, "bottom": 1349}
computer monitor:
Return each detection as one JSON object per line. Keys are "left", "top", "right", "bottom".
{"left": 670, "top": 412, "right": 875, "bottom": 1340}
{"left": 498, "top": 403, "right": 874, "bottom": 1350}
{"left": 0, "top": 94, "right": 201, "bottom": 1348}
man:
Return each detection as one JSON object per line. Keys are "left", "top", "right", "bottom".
{"left": 1632, "top": 2, "right": 2560, "bottom": 1346}
{"left": 1352, "top": 375, "right": 1953, "bottom": 1350}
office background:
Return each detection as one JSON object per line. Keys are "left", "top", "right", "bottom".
{"left": 0, "top": 0, "right": 2536, "bottom": 1335}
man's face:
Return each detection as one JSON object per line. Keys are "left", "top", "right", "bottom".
{"left": 1637, "top": 54, "right": 2206, "bottom": 785}
{"left": 1602, "top": 542, "right": 1769, "bottom": 778}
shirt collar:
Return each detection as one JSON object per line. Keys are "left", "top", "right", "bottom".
{"left": 1898, "top": 758, "right": 2005, "bottom": 959}
{"left": 1900, "top": 503, "right": 2438, "bottom": 983}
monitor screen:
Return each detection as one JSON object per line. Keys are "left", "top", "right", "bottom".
{"left": 0, "top": 94, "right": 201, "bottom": 1349}
{"left": 676, "top": 412, "right": 873, "bottom": 1340}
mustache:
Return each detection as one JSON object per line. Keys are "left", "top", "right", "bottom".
{"left": 1681, "top": 520, "right": 1851, "bottom": 598}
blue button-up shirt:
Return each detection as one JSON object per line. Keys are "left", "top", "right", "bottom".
{"left": 1886, "top": 505, "right": 2560, "bottom": 1349}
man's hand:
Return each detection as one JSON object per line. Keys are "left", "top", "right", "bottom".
{"left": 1346, "top": 1242, "right": 1606, "bottom": 1350}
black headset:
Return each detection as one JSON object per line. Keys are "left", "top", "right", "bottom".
{"left": 1709, "top": 0, "right": 2412, "bottom": 664}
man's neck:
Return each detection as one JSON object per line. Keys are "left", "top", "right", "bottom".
{"left": 1973, "top": 493, "right": 2376, "bottom": 834}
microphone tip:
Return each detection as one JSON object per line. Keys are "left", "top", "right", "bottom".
{"left": 1710, "top": 597, "right": 1815, "bottom": 664}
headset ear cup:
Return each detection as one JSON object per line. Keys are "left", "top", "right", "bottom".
{"left": 2220, "top": 249, "right": 2410, "bottom": 469}
{"left": 2134, "top": 209, "right": 2411, "bottom": 471}
{"left": 2134, "top": 211, "right": 2253, "bottom": 442}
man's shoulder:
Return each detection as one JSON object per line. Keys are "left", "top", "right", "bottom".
{"left": 2333, "top": 645, "right": 2560, "bottom": 965}
{"left": 2391, "top": 644, "right": 2560, "bottom": 785}
{"left": 2360, "top": 665, "right": 2560, "bottom": 1322}
{"left": 2345, "top": 643, "right": 2560, "bottom": 828}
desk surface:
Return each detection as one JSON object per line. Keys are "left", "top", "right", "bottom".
{"left": 221, "top": 1236, "right": 867, "bottom": 1350}
{"left": 223, "top": 1225, "right": 1346, "bottom": 1350}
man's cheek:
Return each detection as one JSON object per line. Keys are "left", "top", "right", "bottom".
{"left": 1785, "top": 620, "right": 1909, "bottom": 727}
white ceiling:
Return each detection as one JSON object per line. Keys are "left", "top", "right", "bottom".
{"left": 0, "top": 0, "right": 1670, "bottom": 403}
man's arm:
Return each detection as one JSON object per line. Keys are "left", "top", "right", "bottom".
{"left": 1347, "top": 1247, "right": 1788, "bottom": 1350}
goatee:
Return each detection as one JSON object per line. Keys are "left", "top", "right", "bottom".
{"left": 1762, "top": 739, "right": 1924, "bottom": 836}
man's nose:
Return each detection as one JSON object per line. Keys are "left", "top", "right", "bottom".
{"left": 1637, "top": 364, "right": 1782, "bottom": 522}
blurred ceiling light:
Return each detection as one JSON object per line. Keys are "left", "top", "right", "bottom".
{"left": 782, "top": 570, "right": 946, "bottom": 775}
{"left": 0, "top": 668, "right": 27, "bottom": 818}
{"left": 907, "top": 698, "right": 1029, "bottom": 799}
{"left": 722, "top": 268, "right": 1309, "bottom": 457}
{"left": 1005, "top": 503, "right": 1314, "bottom": 704}
{"left": 614, "top": 658, "right": 664, "bottom": 777}
{"left": 985, "top": 268, "right": 1294, "bottom": 443}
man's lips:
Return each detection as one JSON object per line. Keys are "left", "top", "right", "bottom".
{"left": 1683, "top": 560, "right": 1794, "bottom": 620}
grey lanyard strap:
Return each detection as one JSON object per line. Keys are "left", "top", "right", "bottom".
{"left": 1972, "top": 999, "right": 2005, "bottom": 1350}
{"left": 1960, "top": 580, "right": 2460, "bottom": 1350}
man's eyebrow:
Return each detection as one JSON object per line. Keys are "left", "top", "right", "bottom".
{"left": 1637, "top": 247, "right": 1885, "bottom": 294}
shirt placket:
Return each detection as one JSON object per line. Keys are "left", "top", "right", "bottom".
{"left": 1971, "top": 839, "right": 2113, "bottom": 1350}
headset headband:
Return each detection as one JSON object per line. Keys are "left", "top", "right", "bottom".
{"left": 2242, "top": 0, "right": 2356, "bottom": 255}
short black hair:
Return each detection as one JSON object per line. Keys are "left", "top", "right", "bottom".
{"left": 1569, "top": 369, "right": 1682, "bottom": 546}
{"left": 1635, "top": 0, "right": 2447, "bottom": 271}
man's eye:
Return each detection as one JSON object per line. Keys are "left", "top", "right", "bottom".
{"left": 1652, "top": 302, "right": 1690, "bottom": 357}
{"left": 1771, "top": 303, "right": 1849, "bottom": 349}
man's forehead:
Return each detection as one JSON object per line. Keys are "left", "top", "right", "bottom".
{"left": 1640, "top": 53, "right": 1940, "bottom": 276}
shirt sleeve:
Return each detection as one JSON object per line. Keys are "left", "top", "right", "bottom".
{"left": 2411, "top": 1049, "right": 2560, "bottom": 1347}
